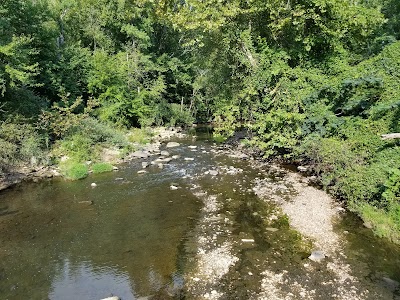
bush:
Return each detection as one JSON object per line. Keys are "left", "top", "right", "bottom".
{"left": 92, "top": 162, "right": 113, "bottom": 174}
{"left": 127, "top": 128, "right": 152, "bottom": 144}
{"left": 60, "top": 161, "right": 89, "bottom": 180}
{"left": 0, "top": 119, "right": 46, "bottom": 172}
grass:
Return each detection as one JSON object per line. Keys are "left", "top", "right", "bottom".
{"left": 92, "top": 162, "right": 113, "bottom": 174}
{"left": 357, "top": 203, "right": 400, "bottom": 244}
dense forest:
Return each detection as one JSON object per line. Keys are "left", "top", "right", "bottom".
{"left": 1, "top": 0, "right": 400, "bottom": 242}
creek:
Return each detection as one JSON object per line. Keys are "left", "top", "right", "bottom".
{"left": 0, "top": 128, "right": 399, "bottom": 299}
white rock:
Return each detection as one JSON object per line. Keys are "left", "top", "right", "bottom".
{"left": 100, "top": 297, "right": 120, "bottom": 300}
{"left": 241, "top": 239, "right": 255, "bottom": 243}
{"left": 188, "top": 145, "right": 197, "bottom": 149}
{"left": 91, "top": 183, "right": 97, "bottom": 187}
{"left": 309, "top": 250, "right": 325, "bottom": 262}
{"left": 166, "top": 142, "right": 180, "bottom": 148}
{"left": 137, "top": 170, "right": 147, "bottom": 174}
{"left": 209, "top": 170, "right": 219, "bottom": 176}
{"left": 170, "top": 185, "right": 179, "bottom": 190}
{"left": 265, "top": 227, "right": 279, "bottom": 232}
{"left": 160, "top": 150, "right": 170, "bottom": 156}
{"left": 184, "top": 157, "right": 194, "bottom": 161}
{"left": 297, "top": 166, "right": 308, "bottom": 172}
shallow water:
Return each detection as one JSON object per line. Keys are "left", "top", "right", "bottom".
{"left": 0, "top": 129, "right": 400, "bottom": 299}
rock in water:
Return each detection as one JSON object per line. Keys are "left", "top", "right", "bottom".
{"left": 209, "top": 170, "right": 219, "bottom": 176}
{"left": 309, "top": 250, "right": 325, "bottom": 262}
{"left": 142, "top": 162, "right": 149, "bottom": 168}
{"left": 188, "top": 145, "right": 197, "bottom": 149}
{"left": 100, "top": 297, "right": 120, "bottom": 300}
{"left": 170, "top": 185, "right": 178, "bottom": 190}
{"left": 91, "top": 183, "right": 97, "bottom": 187}
{"left": 137, "top": 170, "right": 147, "bottom": 174}
{"left": 160, "top": 150, "right": 170, "bottom": 156}
{"left": 184, "top": 157, "right": 194, "bottom": 161}
{"left": 166, "top": 142, "right": 180, "bottom": 148}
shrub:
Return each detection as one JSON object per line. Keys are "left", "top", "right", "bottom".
{"left": 127, "top": 128, "right": 152, "bottom": 144}
{"left": 60, "top": 161, "right": 88, "bottom": 180}
{"left": 92, "top": 162, "right": 113, "bottom": 174}
{"left": 0, "top": 119, "right": 46, "bottom": 172}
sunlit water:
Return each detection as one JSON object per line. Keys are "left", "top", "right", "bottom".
{"left": 0, "top": 128, "right": 399, "bottom": 299}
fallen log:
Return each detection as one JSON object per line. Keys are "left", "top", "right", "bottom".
{"left": 381, "top": 133, "right": 400, "bottom": 140}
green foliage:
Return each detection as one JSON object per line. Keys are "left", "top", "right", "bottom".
{"left": 60, "top": 161, "right": 88, "bottom": 180}
{"left": 0, "top": 119, "right": 46, "bottom": 172}
{"left": 1, "top": 0, "right": 400, "bottom": 242}
{"left": 91, "top": 162, "right": 113, "bottom": 174}
{"left": 127, "top": 128, "right": 152, "bottom": 144}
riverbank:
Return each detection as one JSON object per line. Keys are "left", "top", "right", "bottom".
{"left": 0, "top": 127, "right": 186, "bottom": 192}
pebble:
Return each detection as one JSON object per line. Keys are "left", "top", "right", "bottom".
{"left": 170, "top": 185, "right": 179, "bottom": 190}
{"left": 91, "top": 183, "right": 97, "bottom": 187}
{"left": 184, "top": 157, "right": 195, "bottom": 161}
{"left": 137, "top": 170, "right": 147, "bottom": 174}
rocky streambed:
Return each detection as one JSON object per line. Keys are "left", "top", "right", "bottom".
{"left": 0, "top": 127, "right": 399, "bottom": 300}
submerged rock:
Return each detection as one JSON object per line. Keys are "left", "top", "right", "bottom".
{"left": 78, "top": 200, "right": 93, "bottom": 206}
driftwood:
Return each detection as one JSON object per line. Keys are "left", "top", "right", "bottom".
{"left": 381, "top": 133, "right": 400, "bottom": 140}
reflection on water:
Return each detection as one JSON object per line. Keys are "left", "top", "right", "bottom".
{"left": 49, "top": 259, "right": 135, "bottom": 300}
{"left": 0, "top": 136, "right": 206, "bottom": 300}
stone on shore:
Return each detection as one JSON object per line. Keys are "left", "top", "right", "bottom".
{"left": 131, "top": 151, "right": 150, "bottom": 158}
{"left": 166, "top": 142, "right": 180, "bottom": 148}
{"left": 309, "top": 250, "right": 325, "bottom": 262}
